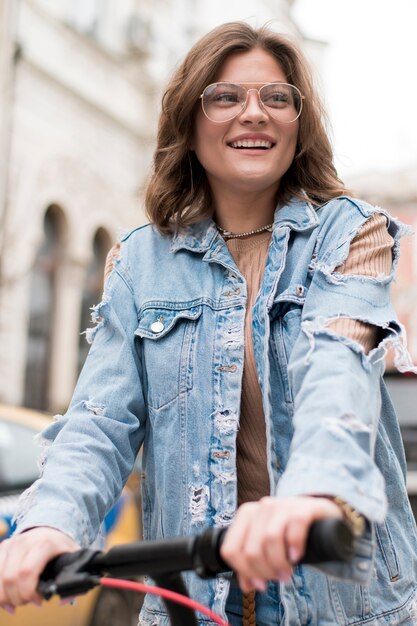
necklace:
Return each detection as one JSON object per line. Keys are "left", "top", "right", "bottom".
{"left": 216, "top": 222, "right": 273, "bottom": 239}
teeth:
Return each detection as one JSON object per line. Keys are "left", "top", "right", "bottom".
{"left": 231, "top": 139, "right": 272, "bottom": 149}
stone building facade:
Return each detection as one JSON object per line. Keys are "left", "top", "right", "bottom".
{"left": 0, "top": 0, "right": 157, "bottom": 411}
{"left": 0, "top": 0, "right": 307, "bottom": 412}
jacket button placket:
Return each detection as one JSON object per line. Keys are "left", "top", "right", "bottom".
{"left": 210, "top": 269, "right": 246, "bottom": 527}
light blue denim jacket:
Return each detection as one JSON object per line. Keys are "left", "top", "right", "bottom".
{"left": 16, "top": 196, "right": 417, "bottom": 625}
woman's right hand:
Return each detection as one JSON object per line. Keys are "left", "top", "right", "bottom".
{"left": 0, "top": 526, "right": 80, "bottom": 613}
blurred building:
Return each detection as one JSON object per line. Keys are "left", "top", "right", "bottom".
{"left": 0, "top": 0, "right": 312, "bottom": 412}
{"left": 0, "top": 0, "right": 157, "bottom": 412}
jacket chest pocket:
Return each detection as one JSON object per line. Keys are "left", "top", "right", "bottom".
{"left": 135, "top": 306, "right": 202, "bottom": 410}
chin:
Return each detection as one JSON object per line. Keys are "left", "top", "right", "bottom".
{"left": 235, "top": 170, "right": 281, "bottom": 189}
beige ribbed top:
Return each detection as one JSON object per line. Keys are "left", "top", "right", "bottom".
{"left": 328, "top": 213, "right": 394, "bottom": 350}
{"left": 226, "top": 213, "right": 393, "bottom": 505}
{"left": 226, "top": 232, "right": 273, "bottom": 506}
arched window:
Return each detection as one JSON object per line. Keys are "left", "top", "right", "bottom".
{"left": 78, "top": 228, "right": 111, "bottom": 373}
{"left": 24, "top": 206, "right": 66, "bottom": 410}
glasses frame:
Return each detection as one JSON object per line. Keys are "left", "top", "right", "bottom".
{"left": 200, "top": 82, "right": 305, "bottom": 124}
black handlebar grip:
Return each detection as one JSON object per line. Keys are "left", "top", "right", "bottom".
{"left": 209, "top": 518, "right": 354, "bottom": 574}
{"left": 40, "top": 551, "right": 86, "bottom": 582}
{"left": 38, "top": 549, "right": 100, "bottom": 599}
{"left": 37, "top": 518, "right": 354, "bottom": 599}
{"left": 302, "top": 518, "right": 354, "bottom": 564}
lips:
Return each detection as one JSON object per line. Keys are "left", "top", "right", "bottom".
{"left": 227, "top": 134, "right": 276, "bottom": 150}
{"left": 230, "top": 139, "right": 273, "bottom": 149}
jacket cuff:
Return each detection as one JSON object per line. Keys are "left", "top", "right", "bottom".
{"left": 13, "top": 499, "right": 91, "bottom": 547}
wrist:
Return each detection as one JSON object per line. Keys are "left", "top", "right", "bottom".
{"left": 329, "top": 496, "right": 366, "bottom": 537}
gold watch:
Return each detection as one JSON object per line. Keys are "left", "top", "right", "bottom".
{"left": 331, "top": 496, "right": 366, "bottom": 537}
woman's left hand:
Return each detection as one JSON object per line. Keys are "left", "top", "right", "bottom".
{"left": 220, "top": 496, "right": 342, "bottom": 592}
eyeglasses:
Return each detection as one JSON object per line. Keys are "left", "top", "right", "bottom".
{"left": 200, "top": 82, "right": 304, "bottom": 124}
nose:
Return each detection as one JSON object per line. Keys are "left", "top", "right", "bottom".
{"left": 238, "top": 89, "right": 268, "bottom": 124}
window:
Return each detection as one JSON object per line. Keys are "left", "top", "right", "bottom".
{"left": 78, "top": 228, "right": 111, "bottom": 373}
{"left": 71, "top": 0, "right": 106, "bottom": 38}
{"left": 24, "top": 206, "right": 66, "bottom": 411}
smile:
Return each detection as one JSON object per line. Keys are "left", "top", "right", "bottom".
{"left": 229, "top": 139, "right": 274, "bottom": 149}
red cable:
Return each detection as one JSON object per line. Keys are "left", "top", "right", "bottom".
{"left": 100, "top": 577, "right": 231, "bottom": 626}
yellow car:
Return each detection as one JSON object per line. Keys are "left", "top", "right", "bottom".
{"left": 0, "top": 405, "right": 143, "bottom": 626}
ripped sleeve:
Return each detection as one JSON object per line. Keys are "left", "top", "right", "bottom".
{"left": 14, "top": 249, "right": 146, "bottom": 546}
{"left": 328, "top": 213, "right": 394, "bottom": 353}
{"left": 274, "top": 210, "right": 416, "bottom": 582}
{"left": 276, "top": 210, "right": 415, "bottom": 524}
{"left": 104, "top": 241, "right": 121, "bottom": 283}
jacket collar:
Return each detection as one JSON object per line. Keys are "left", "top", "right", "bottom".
{"left": 170, "top": 196, "right": 319, "bottom": 253}
{"left": 273, "top": 195, "right": 319, "bottom": 231}
{"left": 170, "top": 218, "right": 219, "bottom": 253}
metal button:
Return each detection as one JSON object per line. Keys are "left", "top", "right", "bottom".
{"left": 216, "top": 364, "right": 238, "bottom": 373}
{"left": 358, "top": 560, "right": 369, "bottom": 572}
{"left": 223, "top": 288, "right": 241, "bottom": 297}
{"left": 212, "top": 451, "right": 231, "bottom": 460}
{"left": 295, "top": 285, "right": 304, "bottom": 296}
{"left": 150, "top": 320, "right": 164, "bottom": 333}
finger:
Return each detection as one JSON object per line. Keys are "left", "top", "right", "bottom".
{"left": 2, "top": 539, "right": 31, "bottom": 607}
{"left": 242, "top": 510, "right": 288, "bottom": 581}
{"left": 12, "top": 540, "right": 65, "bottom": 605}
{"left": 234, "top": 496, "right": 294, "bottom": 582}
{"left": 220, "top": 503, "right": 257, "bottom": 571}
{"left": 4, "top": 544, "right": 47, "bottom": 606}
{"left": 1, "top": 528, "right": 79, "bottom": 608}
{"left": 283, "top": 497, "right": 343, "bottom": 566}
{"left": 248, "top": 577, "right": 267, "bottom": 592}
{"left": 261, "top": 517, "right": 293, "bottom": 580}
{"left": 238, "top": 575, "right": 266, "bottom": 593}
{"left": 225, "top": 501, "right": 280, "bottom": 581}
{"left": 221, "top": 502, "right": 278, "bottom": 583}
{"left": 284, "top": 516, "right": 310, "bottom": 566}
{"left": 0, "top": 540, "right": 11, "bottom": 606}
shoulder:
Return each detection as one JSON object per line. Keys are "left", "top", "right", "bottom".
{"left": 316, "top": 195, "right": 388, "bottom": 221}
{"left": 311, "top": 195, "right": 412, "bottom": 271}
{"left": 119, "top": 222, "right": 174, "bottom": 256}
{"left": 315, "top": 195, "right": 408, "bottom": 241}
{"left": 314, "top": 195, "right": 396, "bottom": 241}
{"left": 104, "top": 223, "right": 174, "bottom": 286}
{"left": 120, "top": 222, "right": 166, "bottom": 244}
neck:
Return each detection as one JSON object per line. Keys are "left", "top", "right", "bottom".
{"left": 211, "top": 186, "right": 277, "bottom": 234}
{"left": 217, "top": 222, "right": 273, "bottom": 239}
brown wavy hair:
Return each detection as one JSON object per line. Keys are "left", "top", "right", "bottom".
{"left": 145, "top": 21, "right": 348, "bottom": 233}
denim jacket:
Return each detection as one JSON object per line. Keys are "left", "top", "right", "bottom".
{"left": 16, "top": 196, "right": 417, "bottom": 625}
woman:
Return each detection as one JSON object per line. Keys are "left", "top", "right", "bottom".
{"left": 1, "top": 21, "right": 417, "bottom": 626}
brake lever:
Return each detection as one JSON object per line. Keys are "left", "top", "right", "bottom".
{"left": 38, "top": 549, "right": 102, "bottom": 599}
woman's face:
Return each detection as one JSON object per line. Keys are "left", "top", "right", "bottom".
{"left": 192, "top": 48, "right": 299, "bottom": 201}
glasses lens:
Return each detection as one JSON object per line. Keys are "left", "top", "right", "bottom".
{"left": 202, "top": 83, "right": 246, "bottom": 122}
{"left": 259, "top": 83, "right": 303, "bottom": 123}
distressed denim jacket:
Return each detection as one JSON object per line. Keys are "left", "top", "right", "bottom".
{"left": 16, "top": 196, "right": 417, "bottom": 625}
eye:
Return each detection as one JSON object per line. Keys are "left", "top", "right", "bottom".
{"left": 204, "top": 84, "right": 243, "bottom": 107}
{"left": 215, "top": 92, "right": 239, "bottom": 104}
{"left": 263, "top": 89, "right": 291, "bottom": 108}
